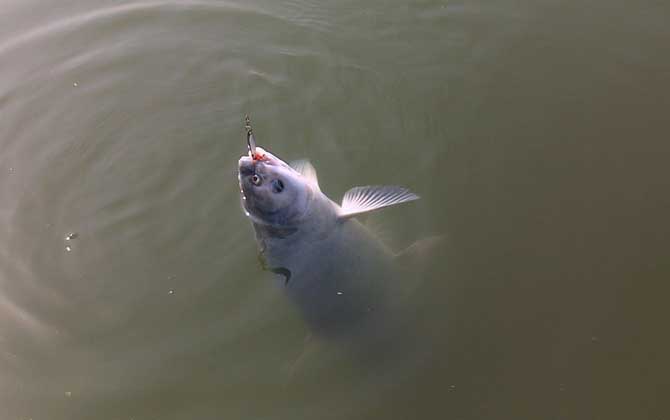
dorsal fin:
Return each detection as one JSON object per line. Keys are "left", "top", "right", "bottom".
{"left": 290, "top": 159, "right": 320, "bottom": 191}
{"left": 338, "top": 185, "right": 419, "bottom": 220}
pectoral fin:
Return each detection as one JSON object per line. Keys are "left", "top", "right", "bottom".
{"left": 258, "top": 252, "right": 292, "bottom": 284}
{"left": 394, "top": 235, "right": 444, "bottom": 265}
{"left": 338, "top": 185, "right": 419, "bottom": 220}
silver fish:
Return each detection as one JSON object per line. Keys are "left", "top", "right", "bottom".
{"left": 238, "top": 142, "right": 420, "bottom": 336}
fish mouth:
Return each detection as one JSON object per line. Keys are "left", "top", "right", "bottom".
{"left": 237, "top": 155, "right": 272, "bottom": 197}
{"left": 238, "top": 148, "right": 288, "bottom": 176}
{"left": 238, "top": 155, "right": 256, "bottom": 176}
{"left": 236, "top": 159, "right": 282, "bottom": 226}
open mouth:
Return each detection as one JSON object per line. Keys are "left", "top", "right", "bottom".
{"left": 239, "top": 162, "right": 255, "bottom": 177}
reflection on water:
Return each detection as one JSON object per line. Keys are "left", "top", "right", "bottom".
{"left": 1, "top": 0, "right": 669, "bottom": 419}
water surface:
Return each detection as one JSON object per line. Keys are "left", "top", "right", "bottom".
{"left": 1, "top": 1, "right": 669, "bottom": 419}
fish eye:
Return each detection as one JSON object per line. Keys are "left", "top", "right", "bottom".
{"left": 271, "top": 179, "right": 284, "bottom": 193}
{"left": 251, "top": 174, "right": 261, "bottom": 186}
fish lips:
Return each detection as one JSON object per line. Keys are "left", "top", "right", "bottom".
{"left": 238, "top": 149, "right": 288, "bottom": 178}
{"left": 238, "top": 157, "right": 281, "bottom": 224}
{"left": 238, "top": 155, "right": 256, "bottom": 177}
{"left": 238, "top": 156, "right": 260, "bottom": 201}
{"left": 238, "top": 156, "right": 273, "bottom": 202}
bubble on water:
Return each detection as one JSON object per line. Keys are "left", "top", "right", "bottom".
{"left": 64, "top": 232, "right": 78, "bottom": 241}
{"left": 65, "top": 246, "right": 72, "bottom": 252}
{"left": 168, "top": 289, "right": 174, "bottom": 295}
{"left": 336, "top": 291, "right": 343, "bottom": 295}
{"left": 73, "top": 82, "right": 78, "bottom": 87}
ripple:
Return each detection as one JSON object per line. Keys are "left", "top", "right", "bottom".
{"left": 0, "top": 1, "right": 443, "bottom": 418}
{"left": 0, "top": 1, "right": 250, "bottom": 56}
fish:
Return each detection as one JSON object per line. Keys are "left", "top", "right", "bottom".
{"left": 237, "top": 119, "right": 421, "bottom": 336}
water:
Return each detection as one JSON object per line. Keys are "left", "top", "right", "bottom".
{"left": 1, "top": 1, "right": 669, "bottom": 419}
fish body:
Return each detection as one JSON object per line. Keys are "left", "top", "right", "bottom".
{"left": 238, "top": 146, "right": 419, "bottom": 336}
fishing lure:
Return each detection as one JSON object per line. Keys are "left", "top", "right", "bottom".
{"left": 245, "top": 115, "right": 264, "bottom": 160}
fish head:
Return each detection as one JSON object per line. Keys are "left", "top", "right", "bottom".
{"left": 238, "top": 147, "right": 311, "bottom": 227}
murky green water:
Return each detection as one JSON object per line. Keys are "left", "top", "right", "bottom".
{"left": 1, "top": 1, "right": 669, "bottom": 419}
